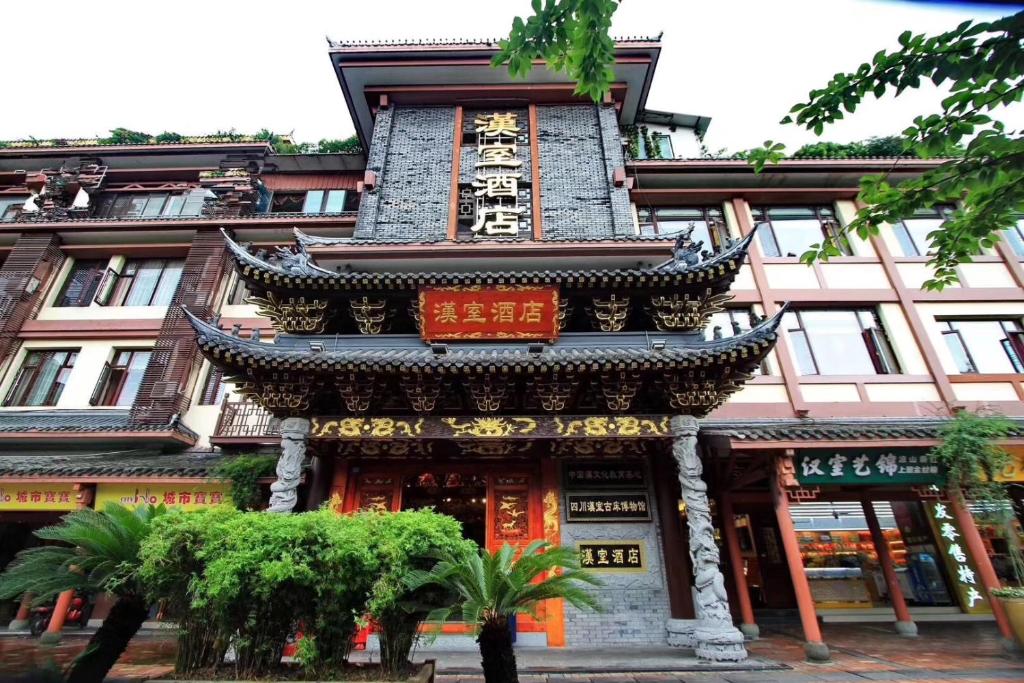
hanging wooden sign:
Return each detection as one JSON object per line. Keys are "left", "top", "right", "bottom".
{"left": 565, "top": 492, "right": 652, "bottom": 522}
{"left": 418, "top": 285, "right": 559, "bottom": 341}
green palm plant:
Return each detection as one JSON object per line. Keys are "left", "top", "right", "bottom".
{"left": 0, "top": 503, "right": 169, "bottom": 683}
{"left": 408, "top": 540, "right": 601, "bottom": 683}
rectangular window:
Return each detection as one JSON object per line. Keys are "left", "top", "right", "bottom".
{"left": 704, "top": 309, "right": 768, "bottom": 375}
{"left": 54, "top": 259, "right": 106, "bottom": 307}
{"left": 3, "top": 349, "right": 78, "bottom": 407}
{"left": 784, "top": 309, "right": 900, "bottom": 375}
{"left": 300, "top": 190, "right": 348, "bottom": 214}
{"left": 225, "top": 275, "right": 250, "bottom": 306}
{"left": 90, "top": 349, "right": 151, "bottom": 407}
{"left": 108, "top": 259, "right": 184, "bottom": 307}
{"left": 95, "top": 191, "right": 205, "bottom": 219}
{"left": 892, "top": 206, "right": 955, "bottom": 256}
{"left": 1004, "top": 218, "right": 1024, "bottom": 259}
{"left": 0, "top": 197, "right": 25, "bottom": 222}
{"left": 940, "top": 319, "right": 1024, "bottom": 374}
{"left": 753, "top": 206, "right": 848, "bottom": 258}
{"left": 635, "top": 206, "right": 729, "bottom": 253}
{"left": 270, "top": 192, "right": 305, "bottom": 213}
{"left": 199, "top": 366, "right": 226, "bottom": 406}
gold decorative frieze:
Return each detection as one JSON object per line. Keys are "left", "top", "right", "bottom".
{"left": 311, "top": 417, "right": 424, "bottom": 438}
{"left": 349, "top": 296, "right": 389, "bottom": 334}
{"left": 648, "top": 289, "right": 732, "bottom": 332}
{"left": 247, "top": 292, "right": 328, "bottom": 333}
{"left": 553, "top": 416, "right": 670, "bottom": 437}
{"left": 586, "top": 294, "right": 631, "bottom": 332}
{"left": 663, "top": 368, "right": 751, "bottom": 414}
{"left": 308, "top": 415, "right": 671, "bottom": 439}
{"left": 234, "top": 380, "right": 311, "bottom": 413}
{"left": 442, "top": 416, "right": 538, "bottom": 438}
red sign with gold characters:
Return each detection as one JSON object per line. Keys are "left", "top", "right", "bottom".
{"left": 419, "top": 285, "right": 559, "bottom": 341}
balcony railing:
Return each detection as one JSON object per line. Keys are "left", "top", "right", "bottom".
{"left": 214, "top": 399, "right": 281, "bottom": 440}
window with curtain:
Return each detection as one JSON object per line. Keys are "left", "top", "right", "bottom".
{"left": 54, "top": 259, "right": 106, "bottom": 307}
{"left": 940, "top": 319, "right": 1024, "bottom": 374}
{"left": 892, "top": 206, "right": 955, "bottom": 256}
{"left": 636, "top": 206, "right": 729, "bottom": 253}
{"left": 90, "top": 349, "right": 152, "bottom": 406}
{"left": 784, "top": 309, "right": 900, "bottom": 375}
{"left": 3, "top": 350, "right": 78, "bottom": 406}
{"left": 753, "top": 206, "right": 848, "bottom": 258}
{"left": 108, "top": 259, "right": 184, "bottom": 306}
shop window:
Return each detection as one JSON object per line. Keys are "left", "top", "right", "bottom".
{"left": 3, "top": 349, "right": 78, "bottom": 407}
{"left": 90, "top": 349, "right": 151, "bottom": 407}
{"left": 637, "top": 206, "right": 729, "bottom": 253}
{"left": 0, "top": 196, "right": 25, "bottom": 222}
{"left": 97, "top": 258, "right": 184, "bottom": 307}
{"left": 892, "top": 205, "right": 955, "bottom": 257}
{"left": 784, "top": 308, "right": 900, "bottom": 375}
{"left": 94, "top": 191, "right": 205, "bottom": 219}
{"left": 1004, "top": 217, "right": 1024, "bottom": 259}
{"left": 753, "top": 206, "right": 848, "bottom": 258}
{"left": 54, "top": 259, "right": 106, "bottom": 307}
{"left": 940, "top": 319, "right": 1024, "bottom": 374}
{"left": 704, "top": 308, "right": 769, "bottom": 375}
{"left": 199, "top": 366, "right": 226, "bottom": 406}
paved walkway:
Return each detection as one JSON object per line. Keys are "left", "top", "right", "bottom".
{"left": 0, "top": 622, "right": 1020, "bottom": 681}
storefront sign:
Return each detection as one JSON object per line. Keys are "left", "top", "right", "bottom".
{"left": 565, "top": 492, "right": 651, "bottom": 522}
{"left": 564, "top": 463, "right": 646, "bottom": 490}
{"left": 927, "top": 500, "right": 991, "bottom": 614}
{"left": 994, "top": 448, "right": 1024, "bottom": 482}
{"left": 795, "top": 449, "right": 943, "bottom": 486}
{"left": 470, "top": 112, "right": 524, "bottom": 237}
{"left": 577, "top": 541, "right": 646, "bottom": 572}
{"left": 418, "top": 286, "right": 559, "bottom": 341}
{"left": 94, "top": 483, "right": 230, "bottom": 512}
{"left": 0, "top": 485, "right": 78, "bottom": 511}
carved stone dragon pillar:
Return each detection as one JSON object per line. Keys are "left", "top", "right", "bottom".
{"left": 267, "top": 416, "right": 310, "bottom": 513}
{"left": 668, "top": 415, "right": 747, "bottom": 661}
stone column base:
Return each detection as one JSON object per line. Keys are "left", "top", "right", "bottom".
{"left": 895, "top": 620, "right": 918, "bottom": 637}
{"left": 695, "top": 623, "right": 748, "bottom": 662}
{"left": 739, "top": 622, "right": 760, "bottom": 639}
{"left": 666, "top": 618, "right": 697, "bottom": 649}
{"left": 39, "top": 630, "right": 62, "bottom": 645}
{"left": 7, "top": 618, "right": 28, "bottom": 630}
{"left": 804, "top": 640, "right": 831, "bottom": 662}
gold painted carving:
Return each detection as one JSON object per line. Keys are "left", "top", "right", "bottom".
{"left": 543, "top": 490, "right": 559, "bottom": 539}
{"left": 532, "top": 372, "right": 577, "bottom": 412}
{"left": 664, "top": 369, "right": 751, "bottom": 415}
{"left": 349, "top": 296, "right": 389, "bottom": 334}
{"left": 557, "top": 297, "right": 573, "bottom": 331}
{"left": 600, "top": 371, "right": 641, "bottom": 413}
{"left": 310, "top": 417, "right": 424, "bottom": 438}
{"left": 586, "top": 294, "right": 630, "bottom": 332}
{"left": 441, "top": 416, "right": 538, "bottom": 438}
{"left": 465, "top": 376, "right": 510, "bottom": 412}
{"left": 553, "top": 416, "right": 669, "bottom": 437}
{"left": 401, "top": 374, "right": 444, "bottom": 413}
{"left": 648, "top": 289, "right": 732, "bottom": 332}
{"left": 337, "top": 372, "right": 376, "bottom": 413}
{"left": 247, "top": 292, "right": 327, "bottom": 333}
{"left": 234, "top": 380, "right": 311, "bottom": 412}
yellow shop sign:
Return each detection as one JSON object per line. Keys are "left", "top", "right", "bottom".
{"left": 94, "top": 483, "right": 230, "bottom": 511}
{"left": 0, "top": 485, "right": 78, "bottom": 511}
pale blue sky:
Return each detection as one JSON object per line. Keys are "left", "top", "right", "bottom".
{"left": 0, "top": 0, "right": 1018, "bottom": 152}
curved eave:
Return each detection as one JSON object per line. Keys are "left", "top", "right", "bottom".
{"left": 185, "top": 305, "right": 784, "bottom": 377}
{"left": 225, "top": 229, "right": 755, "bottom": 294}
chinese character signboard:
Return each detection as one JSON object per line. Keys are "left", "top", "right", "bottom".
{"left": 419, "top": 285, "right": 559, "bottom": 341}
{"left": 94, "top": 483, "right": 230, "bottom": 512}
{"left": 566, "top": 492, "right": 652, "bottom": 522}
{"left": 927, "top": 500, "right": 991, "bottom": 614}
{"left": 577, "top": 541, "right": 646, "bottom": 572}
{"left": 564, "top": 463, "right": 646, "bottom": 490}
{"left": 471, "top": 112, "right": 524, "bottom": 237}
{"left": 795, "top": 449, "right": 944, "bottom": 486}
{"left": 0, "top": 485, "right": 78, "bottom": 511}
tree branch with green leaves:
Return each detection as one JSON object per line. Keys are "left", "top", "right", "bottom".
{"left": 747, "top": 11, "right": 1024, "bottom": 290}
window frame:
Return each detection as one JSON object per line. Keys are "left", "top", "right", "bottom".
{"left": 939, "top": 318, "right": 1024, "bottom": 374}
{"left": 54, "top": 258, "right": 107, "bottom": 308}
{"left": 89, "top": 349, "right": 152, "bottom": 407}
{"left": 892, "top": 205, "right": 956, "bottom": 257}
{"left": 94, "top": 191, "right": 203, "bottom": 219}
{"left": 784, "top": 308, "right": 900, "bottom": 376}
{"left": 636, "top": 206, "right": 730, "bottom": 252}
{"left": 105, "top": 258, "right": 184, "bottom": 307}
{"left": 753, "top": 205, "right": 849, "bottom": 258}
{"left": 199, "top": 365, "right": 226, "bottom": 406}
{"left": 3, "top": 349, "right": 78, "bottom": 407}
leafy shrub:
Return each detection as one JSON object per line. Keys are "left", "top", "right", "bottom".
{"left": 212, "top": 454, "right": 277, "bottom": 511}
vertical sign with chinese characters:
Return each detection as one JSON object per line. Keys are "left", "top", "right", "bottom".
{"left": 795, "top": 449, "right": 944, "bottom": 486}
{"left": 419, "top": 285, "right": 559, "bottom": 341}
{"left": 927, "top": 500, "right": 991, "bottom": 614}
{"left": 471, "top": 112, "right": 524, "bottom": 237}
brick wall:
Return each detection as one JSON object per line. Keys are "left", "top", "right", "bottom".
{"left": 559, "top": 461, "right": 671, "bottom": 646}
{"left": 354, "top": 106, "right": 455, "bottom": 241}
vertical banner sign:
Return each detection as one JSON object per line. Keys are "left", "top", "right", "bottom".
{"left": 419, "top": 285, "right": 559, "bottom": 341}
{"left": 927, "top": 501, "right": 991, "bottom": 614}
{"left": 472, "top": 112, "right": 523, "bottom": 236}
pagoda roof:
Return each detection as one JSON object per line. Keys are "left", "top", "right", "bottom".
{"left": 225, "top": 228, "right": 757, "bottom": 295}
{"left": 186, "top": 306, "right": 783, "bottom": 376}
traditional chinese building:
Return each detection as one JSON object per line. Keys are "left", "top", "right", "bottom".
{"left": 2, "top": 35, "right": 1024, "bottom": 658}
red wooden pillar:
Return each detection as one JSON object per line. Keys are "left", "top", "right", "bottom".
{"left": 948, "top": 495, "right": 1015, "bottom": 643}
{"left": 39, "top": 589, "right": 75, "bottom": 645}
{"left": 8, "top": 593, "right": 33, "bottom": 630}
{"left": 720, "top": 494, "right": 758, "bottom": 638}
{"left": 861, "top": 499, "right": 916, "bottom": 636}
{"left": 770, "top": 472, "right": 830, "bottom": 661}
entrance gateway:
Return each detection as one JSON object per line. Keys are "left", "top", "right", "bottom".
{"left": 189, "top": 212, "right": 780, "bottom": 659}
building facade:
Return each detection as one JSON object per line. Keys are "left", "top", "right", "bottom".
{"left": 1, "top": 36, "right": 1023, "bottom": 658}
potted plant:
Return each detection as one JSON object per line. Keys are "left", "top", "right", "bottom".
{"left": 992, "top": 587, "right": 1024, "bottom": 645}
{"left": 409, "top": 540, "right": 601, "bottom": 683}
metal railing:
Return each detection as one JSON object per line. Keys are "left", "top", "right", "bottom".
{"left": 214, "top": 399, "right": 281, "bottom": 439}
